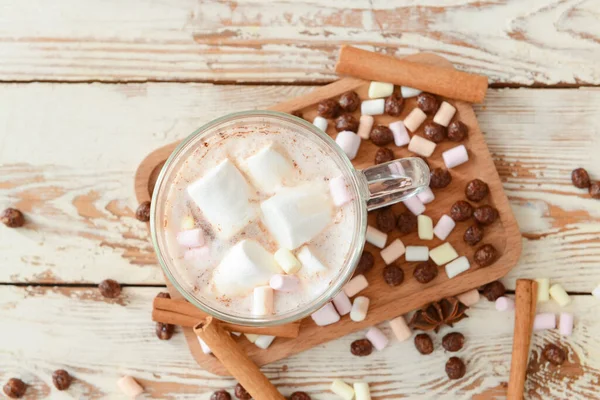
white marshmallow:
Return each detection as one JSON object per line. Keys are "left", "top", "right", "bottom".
{"left": 184, "top": 246, "right": 210, "bottom": 261}
{"left": 261, "top": 182, "right": 332, "bottom": 250}
{"left": 389, "top": 316, "right": 412, "bottom": 342}
{"left": 457, "top": 289, "right": 480, "bottom": 307}
{"left": 354, "top": 382, "right": 372, "bottom": 400}
{"left": 433, "top": 214, "right": 456, "bottom": 241}
{"left": 329, "top": 175, "right": 353, "bottom": 207}
{"left": 368, "top": 81, "right": 394, "bottom": 98}
{"left": 549, "top": 284, "right": 571, "bottom": 307}
{"left": 443, "top": 145, "right": 469, "bottom": 169}
{"left": 245, "top": 144, "right": 294, "bottom": 194}
{"left": 311, "top": 302, "right": 340, "bottom": 326}
{"left": 366, "top": 225, "right": 387, "bottom": 248}
{"left": 313, "top": 116, "right": 328, "bottom": 132}
{"left": 389, "top": 120, "right": 410, "bottom": 147}
{"left": 181, "top": 216, "right": 195, "bottom": 230}
{"left": 433, "top": 101, "right": 456, "bottom": 127}
{"left": 405, "top": 246, "right": 429, "bottom": 262}
{"left": 269, "top": 274, "right": 300, "bottom": 292}
{"left": 343, "top": 274, "right": 369, "bottom": 297}
{"left": 592, "top": 285, "right": 600, "bottom": 299}
{"left": 274, "top": 248, "right": 302, "bottom": 274}
{"left": 117, "top": 376, "right": 144, "bottom": 398}
{"left": 445, "top": 256, "right": 470, "bottom": 279}
{"left": 401, "top": 86, "right": 422, "bottom": 98}
{"left": 331, "top": 380, "right": 355, "bottom": 400}
{"left": 408, "top": 135, "right": 436, "bottom": 157}
{"left": 244, "top": 333, "right": 259, "bottom": 343}
{"left": 402, "top": 196, "right": 425, "bottom": 216}
{"left": 336, "top": 130, "right": 361, "bottom": 160}
{"left": 417, "top": 187, "right": 435, "bottom": 204}
{"left": 176, "top": 228, "right": 205, "bottom": 248}
{"left": 429, "top": 242, "right": 459, "bottom": 266}
{"left": 361, "top": 99, "right": 385, "bottom": 116}
{"left": 403, "top": 108, "right": 427, "bottom": 132}
{"left": 253, "top": 286, "right": 274, "bottom": 316}
{"left": 332, "top": 291, "right": 352, "bottom": 316}
{"left": 297, "top": 245, "right": 328, "bottom": 274}
{"left": 536, "top": 278, "right": 550, "bottom": 302}
{"left": 350, "top": 296, "right": 370, "bottom": 322}
{"left": 187, "top": 159, "right": 257, "bottom": 240}
{"left": 380, "top": 239, "right": 405, "bottom": 265}
{"left": 197, "top": 336, "right": 212, "bottom": 354}
{"left": 213, "top": 240, "right": 282, "bottom": 296}
{"left": 357, "top": 115, "right": 374, "bottom": 139}
{"left": 254, "top": 335, "right": 276, "bottom": 349}
{"left": 418, "top": 215, "right": 433, "bottom": 240}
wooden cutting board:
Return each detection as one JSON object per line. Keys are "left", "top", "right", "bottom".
{"left": 134, "top": 53, "right": 521, "bottom": 376}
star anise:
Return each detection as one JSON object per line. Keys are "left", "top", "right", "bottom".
{"left": 409, "top": 297, "right": 469, "bottom": 333}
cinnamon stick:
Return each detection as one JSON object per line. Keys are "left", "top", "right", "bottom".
{"left": 194, "top": 317, "right": 285, "bottom": 400}
{"left": 507, "top": 279, "right": 538, "bottom": 399}
{"left": 335, "top": 45, "right": 488, "bottom": 103}
{"left": 153, "top": 297, "right": 301, "bottom": 338}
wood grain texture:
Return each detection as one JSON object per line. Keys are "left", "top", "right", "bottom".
{"left": 0, "top": 0, "right": 599, "bottom": 84}
{"left": 1, "top": 285, "right": 599, "bottom": 399}
{"left": 1, "top": 83, "right": 599, "bottom": 291}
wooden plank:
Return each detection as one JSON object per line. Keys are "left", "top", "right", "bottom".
{"left": 1, "top": 84, "right": 599, "bottom": 291}
{"left": 0, "top": 0, "right": 599, "bottom": 85}
{"left": 0, "top": 286, "right": 598, "bottom": 399}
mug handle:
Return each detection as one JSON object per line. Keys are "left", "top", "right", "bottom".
{"left": 357, "top": 157, "right": 430, "bottom": 211}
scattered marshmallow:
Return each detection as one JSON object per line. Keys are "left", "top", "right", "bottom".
{"left": 388, "top": 161, "right": 405, "bottom": 175}
{"left": 330, "top": 379, "right": 355, "bottom": 400}
{"left": 549, "top": 284, "right": 571, "bottom": 307}
{"left": 365, "top": 327, "right": 389, "bottom": 350}
{"left": 417, "top": 187, "right": 435, "bottom": 204}
{"left": 445, "top": 256, "right": 470, "bottom": 279}
{"left": 332, "top": 291, "right": 353, "bottom": 316}
{"left": 350, "top": 296, "right": 370, "bottom": 322}
{"left": 184, "top": 246, "right": 210, "bottom": 261}
{"left": 244, "top": 333, "right": 259, "bottom": 343}
{"left": 533, "top": 313, "right": 556, "bottom": 331}
{"left": 457, "top": 289, "right": 480, "bottom": 307}
{"left": 344, "top": 274, "right": 369, "bottom": 297}
{"left": 418, "top": 215, "right": 433, "bottom": 240}
{"left": 336, "top": 131, "right": 361, "bottom": 160}
{"left": 408, "top": 135, "right": 436, "bottom": 157}
{"left": 181, "top": 216, "right": 195, "bottom": 230}
{"left": 433, "top": 101, "right": 456, "bottom": 127}
{"left": 403, "top": 108, "right": 427, "bottom": 132}
{"left": 357, "top": 115, "right": 374, "bottom": 140}
{"left": 253, "top": 286, "right": 274, "bottom": 316}
{"left": 313, "top": 116, "right": 328, "bottom": 132}
{"left": 593, "top": 285, "right": 600, "bottom": 299}
{"left": 559, "top": 313, "right": 574, "bottom": 336}
{"left": 389, "top": 121, "right": 410, "bottom": 147}
{"left": 405, "top": 246, "right": 429, "bottom": 262}
{"left": 443, "top": 145, "right": 469, "bottom": 169}
{"left": 368, "top": 81, "right": 394, "bottom": 99}
{"left": 380, "top": 239, "right": 406, "bottom": 265}
{"left": 354, "top": 382, "right": 372, "bottom": 400}
{"left": 433, "top": 214, "right": 456, "bottom": 241}
{"left": 297, "top": 246, "right": 328, "bottom": 274}
{"left": 176, "top": 228, "right": 205, "bottom": 248}
{"left": 361, "top": 99, "right": 385, "bottom": 116}
{"left": 389, "top": 316, "right": 412, "bottom": 342}
{"left": 254, "top": 335, "right": 276, "bottom": 349}
{"left": 311, "top": 302, "right": 340, "bottom": 326}
{"left": 366, "top": 225, "right": 387, "bottom": 248}
{"left": 401, "top": 86, "right": 422, "bottom": 98}
{"left": 329, "top": 176, "right": 353, "bottom": 207}
{"left": 274, "top": 248, "right": 302, "bottom": 274}
{"left": 197, "top": 336, "right": 212, "bottom": 354}
{"left": 269, "top": 274, "right": 300, "bottom": 292}
{"left": 117, "top": 376, "right": 144, "bottom": 398}
{"left": 536, "top": 278, "right": 550, "bottom": 302}
{"left": 495, "top": 296, "right": 515, "bottom": 312}
{"left": 403, "top": 196, "right": 426, "bottom": 216}
{"left": 429, "top": 242, "right": 459, "bottom": 266}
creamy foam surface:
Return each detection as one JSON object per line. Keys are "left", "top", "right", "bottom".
{"left": 162, "top": 122, "right": 358, "bottom": 316}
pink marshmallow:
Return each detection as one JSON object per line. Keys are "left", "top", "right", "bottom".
{"left": 417, "top": 187, "right": 435, "bottom": 204}
{"left": 389, "top": 316, "right": 412, "bottom": 342}
{"left": 343, "top": 274, "right": 369, "bottom": 297}
{"left": 332, "top": 291, "right": 352, "bottom": 316}
{"left": 442, "top": 145, "right": 469, "bottom": 169}
{"left": 433, "top": 214, "right": 456, "bottom": 240}
{"left": 365, "top": 327, "right": 389, "bottom": 351}
{"left": 329, "top": 175, "right": 353, "bottom": 207}
{"left": 357, "top": 115, "right": 374, "bottom": 140}
{"left": 402, "top": 196, "right": 425, "bottom": 216}
{"left": 176, "top": 228, "right": 205, "bottom": 248}
{"left": 457, "top": 289, "right": 480, "bottom": 307}
{"left": 388, "top": 161, "right": 405, "bottom": 175}
{"left": 311, "top": 302, "right": 340, "bottom": 326}
{"left": 389, "top": 121, "right": 410, "bottom": 147}
{"left": 184, "top": 246, "right": 209, "bottom": 261}
{"left": 559, "top": 312, "right": 574, "bottom": 336}
{"left": 336, "top": 131, "right": 361, "bottom": 160}
{"left": 495, "top": 296, "right": 515, "bottom": 312}
{"left": 533, "top": 312, "right": 556, "bottom": 331}
{"left": 269, "top": 274, "right": 300, "bottom": 292}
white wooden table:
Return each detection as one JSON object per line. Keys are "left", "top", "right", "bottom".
{"left": 1, "top": 1, "right": 599, "bottom": 398}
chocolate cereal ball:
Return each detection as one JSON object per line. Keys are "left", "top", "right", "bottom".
{"left": 442, "top": 332, "right": 465, "bottom": 352}
{"left": 465, "top": 179, "right": 489, "bottom": 202}
{"left": 450, "top": 200, "right": 473, "bottom": 222}
{"left": 370, "top": 125, "right": 394, "bottom": 146}
{"left": 414, "top": 333, "right": 434, "bottom": 355}
{"left": 571, "top": 168, "right": 591, "bottom": 189}
{"left": 430, "top": 168, "right": 452, "bottom": 189}
{"left": 543, "top": 343, "right": 566, "bottom": 366}
{"left": 481, "top": 281, "right": 505, "bottom": 301}
{"left": 3, "top": 378, "right": 26, "bottom": 399}
{"left": 384, "top": 94, "right": 404, "bottom": 116}
{"left": 397, "top": 212, "right": 418, "bottom": 234}
{"left": 355, "top": 251, "right": 374, "bottom": 275}
{"left": 445, "top": 357, "right": 466, "bottom": 380}
{"left": 474, "top": 244, "right": 498, "bottom": 267}
{"left": 335, "top": 114, "right": 359, "bottom": 132}
{"left": 423, "top": 122, "right": 447, "bottom": 143}
{"left": 351, "top": 339, "right": 373, "bottom": 356}
{"left": 317, "top": 99, "right": 341, "bottom": 119}
{"left": 52, "top": 369, "right": 72, "bottom": 391}
{"left": 590, "top": 182, "right": 600, "bottom": 199}
{"left": 413, "top": 261, "right": 438, "bottom": 284}
{"left": 417, "top": 93, "right": 439, "bottom": 114}
{"left": 463, "top": 224, "right": 484, "bottom": 246}
{"left": 447, "top": 121, "right": 468, "bottom": 142}
{"left": 98, "top": 279, "right": 121, "bottom": 298}
{"left": 156, "top": 322, "right": 175, "bottom": 340}
{"left": 1, "top": 208, "right": 25, "bottom": 228}
{"left": 135, "top": 201, "right": 151, "bottom": 222}
{"left": 383, "top": 264, "right": 404, "bottom": 287}
{"left": 374, "top": 147, "right": 395, "bottom": 165}
{"left": 376, "top": 207, "right": 396, "bottom": 233}
{"left": 234, "top": 383, "right": 251, "bottom": 400}
{"left": 290, "top": 392, "right": 312, "bottom": 400}
{"left": 473, "top": 205, "right": 498, "bottom": 225}
{"left": 338, "top": 91, "right": 360, "bottom": 113}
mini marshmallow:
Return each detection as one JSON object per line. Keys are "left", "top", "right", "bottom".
{"left": 254, "top": 335, "right": 276, "bottom": 349}
{"left": 457, "top": 289, "right": 480, "bottom": 307}
{"left": 368, "top": 81, "right": 394, "bottom": 98}
{"left": 593, "top": 285, "right": 600, "bottom": 299}
{"left": 403, "top": 108, "right": 427, "bottom": 132}
{"left": 533, "top": 312, "right": 556, "bottom": 331}
{"left": 405, "top": 246, "right": 429, "bottom": 262}
{"left": 244, "top": 333, "right": 259, "bottom": 343}
{"left": 559, "top": 313, "right": 574, "bottom": 336}
{"left": 403, "top": 196, "right": 426, "bottom": 216}
{"left": 417, "top": 187, "right": 435, "bottom": 204}
{"left": 184, "top": 246, "right": 210, "bottom": 261}
{"left": 549, "top": 284, "right": 571, "bottom": 307}
{"left": 350, "top": 296, "right": 370, "bottom": 322}
{"left": 336, "top": 131, "right": 361, "bottom": 160}
{"left": 443, "top": 145, "right": 469, "bottom": 169}
{"left": 408, "top": 135, "right": 436, "bottom": 157}
{"left": 361, "top": 99, "right": 385, "bottom": 116}
{"left": 253, "top": 286, "right": 274, "bottom": 316}
{"left": 354, "top": 382, "right": 372, "bottom": 400}
{"left": 429, "top": 242, "right": 459, "bottom": 266}
{"left": 433, "top": 101, "right": 456, "bottom": 127}
{"left": 445, "top": 256, "right": 470, "bottom": 279}
{"left": 389, "top": 121, "right": 410, "bottom": 147}
{"left": 274, "top": 248, "right": 302, "bottom": 274}
{"left": 388, "top": 161, "right": 405, "bottom": 175}
{"left": 330, "top": 380, "right": 355, "bottom": 400}
{"left": 344, "top": 274, "right": 369, "bottom": 297}
{"left": 311, "top": 302, "right": 340, "bottom": 326}
{"left": 357, "top": 115, "right": 374, "bottom": 140}
{"left": 329, "top": 175, "right": 353, "bottom": 206}
{"left": 117, "top": 376, "right": 144, "bottom": 398}
{"left": 366, "top": 225, "right": 387, "bottom": 248}
{"left": 181, "top": 216, "right": 195, "bottom": 230}
{"left": 313, "top": 116, "right": 328, "bottom": 132}
{"left": 433, "top": 214, "right": 456, "bottom": 241}
{"left": 389, "top": 316, "right": 412, "bottom": 342}
{"left": 245, "top": 144, "right": 295, "bottom": 194}
{"left": 176, "top": 228, "right": 205, "bottom": 248}
{"left": 495, "top": 296, "right": 515, "bottom": 312}
{"left": 418, "top": 215, "right": 433, "bottom": 240}
{"left": 297, "top": 246, "right": 328, "bottom": 274}
{"left": 365, "top": 327, "right": 389, "bottom": 350}
{"left": 332, "top": 291, "right": 352, "bottom": 316}
{"left": 269, "top": 274, "right": 300, "bottom": 292}
{"left": 401, "top": 86, "right": 422, "bottom": 98}
{"left": 197, "top": 337, "right": 212, "bottom": 354}
{"left": 380, "top": 239, "right": 406, "bottom": 265}
{"left": 536, "top": 278, "right": 550, "bottom": 302}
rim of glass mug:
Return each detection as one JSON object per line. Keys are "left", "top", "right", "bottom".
{"left": 150, "top": 110, "right": 429, "bottom": 327}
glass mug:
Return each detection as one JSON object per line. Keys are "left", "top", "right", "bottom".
{"left": 151, "top": 111, "right": 430, "bottom": 327}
